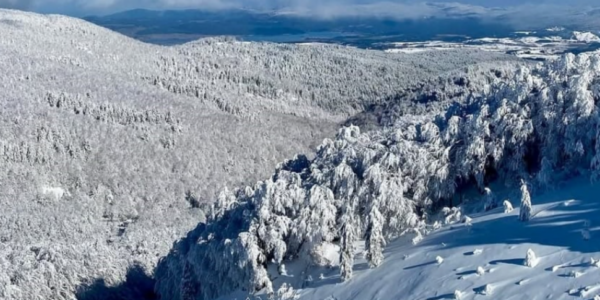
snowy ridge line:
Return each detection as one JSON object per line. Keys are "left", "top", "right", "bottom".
{"left": 155, "top": 50, "right": 600, "bottom": 300}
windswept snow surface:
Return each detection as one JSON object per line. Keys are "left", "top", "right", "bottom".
{"left": 296, "top": 178, "right": 600, "bottom": 300}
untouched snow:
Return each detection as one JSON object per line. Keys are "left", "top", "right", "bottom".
{"left": 287, "top": 177, "right": 600, "bottom": 300}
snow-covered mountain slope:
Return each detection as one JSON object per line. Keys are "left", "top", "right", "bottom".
{"left": 298, "top": 177, "right": 600, "bottom": 300}
{"left": 153, "top": 50, "right": 600, "bottom": 300}
{"left": 0, "top": 8, "right": 522, "bottom": 300}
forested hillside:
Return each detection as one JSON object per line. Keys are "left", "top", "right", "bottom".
{"left": 0, "top": 9, "right": 522, "bottom": 300}
{"left": 154, "top": 51, "right": 600, "bottom": 300}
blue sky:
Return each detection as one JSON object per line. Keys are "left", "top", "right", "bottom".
{"left": 0, "top": 0, "right": 597, "bottom": 16}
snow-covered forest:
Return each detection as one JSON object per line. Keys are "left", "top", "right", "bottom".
{"left": 0, "top": 9, "right": 524, "bottom": 300}
{"left": 7, "top": 6, "right": 600, "bottom": 300}
{"left": 154, "top": 50, "right": 600, "bottom": 299}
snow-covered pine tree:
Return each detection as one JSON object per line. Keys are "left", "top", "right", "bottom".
{"left": 365, "top": 199, "right": 385, "bottom": 268}
{"left": 209, "top": 187, "right": 236, "bottom": 221}
{"left": 459, "top": 104, "right": 490, "bottom": 189}
{"left": 483, "top": 187, "right": 497, "bottom": 211}
{"left": 255, "top": 178, "right": 293, "bottom": 267}
{"left": 503, "top": 200, "right": 514, "bottom": 213}
{"left": 299, "top": 185, "right": 337, "bottom": 266}
{"left": 238, "top": 228, "right": 273, "bottom": 298}
{"left": 519, "top": 180, "right": 532, "bottom": 221}
{"left": 524, "top": 248, "right": 537, "bottom": 267}
{"left": 339, "top": 202, "right": 357, "bottom": 281}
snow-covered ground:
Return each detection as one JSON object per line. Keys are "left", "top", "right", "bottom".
{"left": 385, "top": 31, "right": 600, "bottom": 60}
{"left": 286, "top": 177, "right": 600, "bottom": 300}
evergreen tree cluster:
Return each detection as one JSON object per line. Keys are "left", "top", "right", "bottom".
{"left": 146, "top": 38, "right": 522, "bottom": 120}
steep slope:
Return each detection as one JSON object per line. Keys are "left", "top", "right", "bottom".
{"left": 154, "top": 50, "right": 600, "bottom": 300}
{"left": 0, "top": 8, "right": 522, "bottom": 300}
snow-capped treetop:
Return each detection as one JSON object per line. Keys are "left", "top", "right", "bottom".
{"left": 519, "top": 181, "right": 532, "bottom": 222}
{"left": 525, "top": 248, "right": 538, "bottom": 267}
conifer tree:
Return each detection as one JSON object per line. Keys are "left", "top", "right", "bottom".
{"left": 519, "top": 180, "right": 532, "bottom": 222}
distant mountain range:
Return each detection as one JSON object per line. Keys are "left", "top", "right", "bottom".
{"left": 83, "top": 5, "right": 600, "bottom": 47}
{"left": 82, "top": 8, "right": 512, "bottom": 46}
{"left": 82, "top": 3, "right": 600, "bottom": 47}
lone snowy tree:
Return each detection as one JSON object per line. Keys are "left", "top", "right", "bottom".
{"left": 339, "top": 202, "right": 357, "bottom": 281}
{"left": 519, "top": 180, "right": 532, "bottom": 221}
{"left": 524, "top": 248, "right": 537, "bottom": 267}
{"left": 483, "top": 187, "right": 497, "bottom": 211}
{"left": 503, "top": 200, "right": 514, "bottom": 213}
{"left": 365, "top": 200, "right": 385, "bottom": 268}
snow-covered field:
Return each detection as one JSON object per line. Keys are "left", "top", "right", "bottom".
{"left": 296, "top": 177, "right": 600, "bottom": 300}
{"left": 385, "top": 31, "right": 600, "bottom": 61}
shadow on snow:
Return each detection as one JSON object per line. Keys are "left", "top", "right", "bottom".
{"left": 75, "top": 264, "right": 157, "bottom": 300}
{"left": 419, "top": 181, "right": 600, "bottom": 255}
